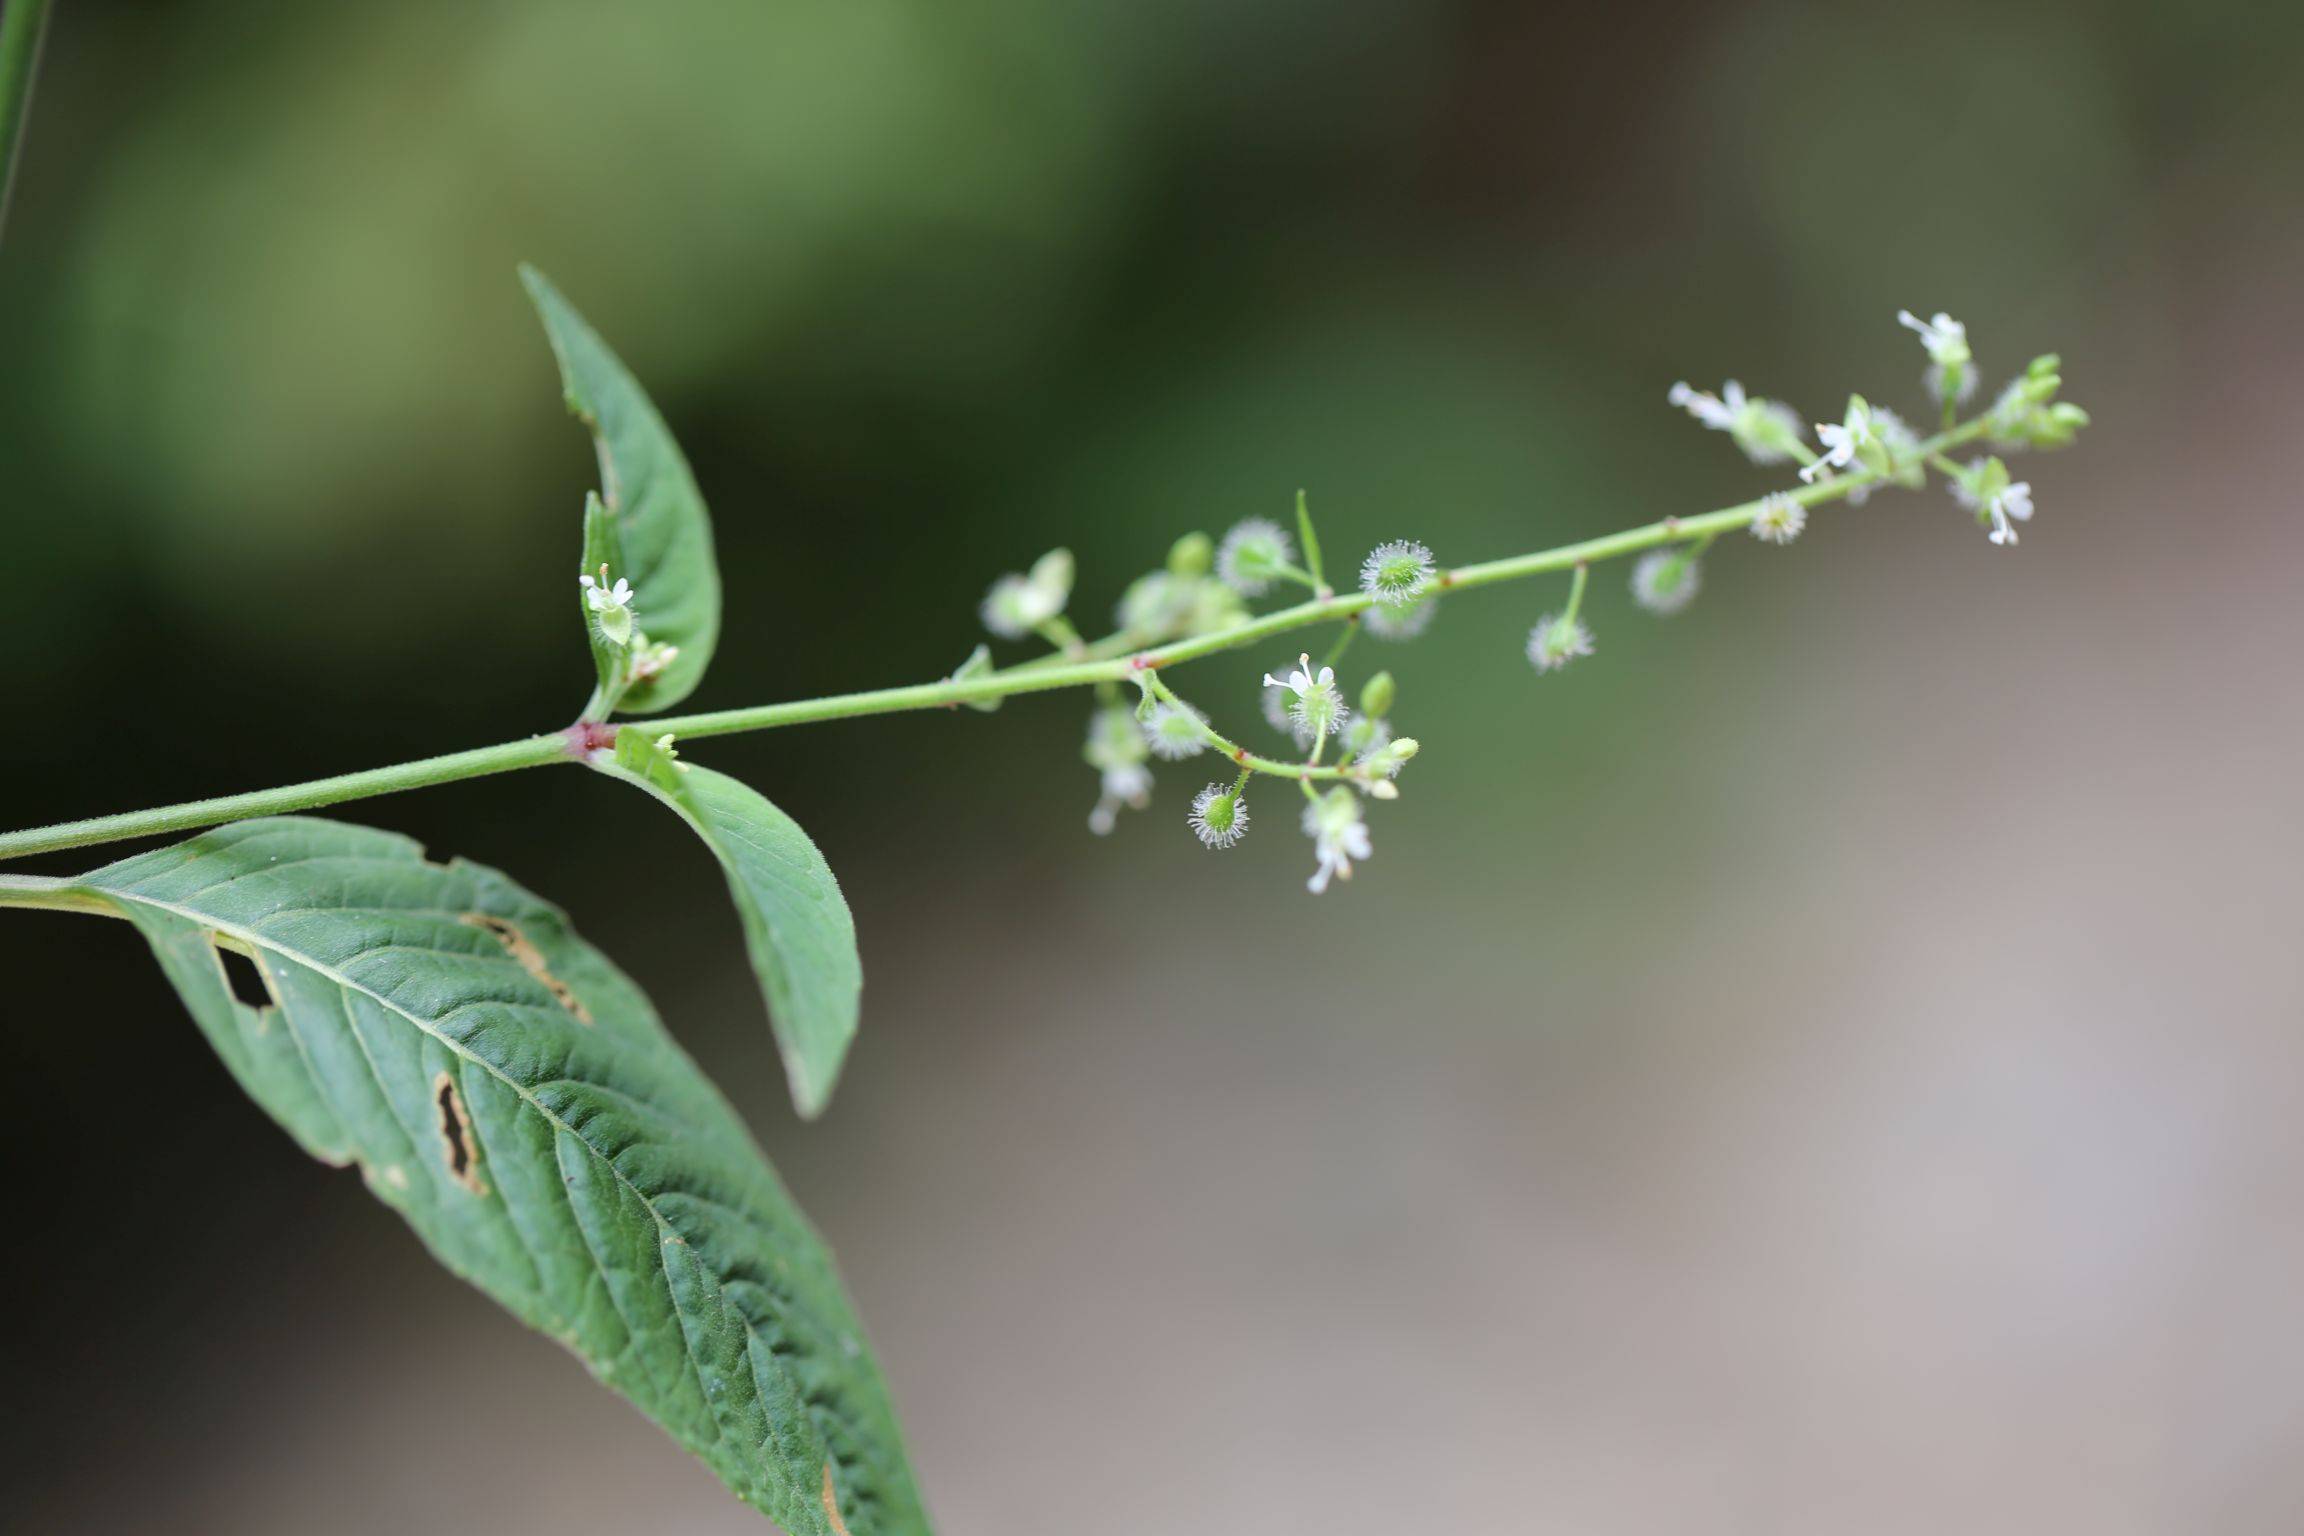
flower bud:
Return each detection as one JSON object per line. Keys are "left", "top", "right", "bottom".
{"left": 1188, "top": 783, "right": 1248, "bottom": 848}
{"left": 1358, "top": 540, "right": 1436, "bottom": 608}
{"left": 1143, "top": 702, "right": 1211, "bottom": 760}
{"left": 1359, "top": 736, "right": 1419, "bottom": 779}
{"left": 1168, "top": 531, "right": 1214, "bottom": 578}
{"left": 1527, "top": 615, "right": 1594, "bottom": 673}
{"left": 1360, "top": 670, "right": 1396, "bottom": 719}
{"left": 1216, "top": 517, "right": 1295, "bottom": 596}
{"left": 1631, "top": 549, "right": 1701, "bottom": 615}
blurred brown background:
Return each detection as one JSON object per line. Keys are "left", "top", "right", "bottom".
{"left": 4, "top": 0, "right": 2302, "bottom": 1530}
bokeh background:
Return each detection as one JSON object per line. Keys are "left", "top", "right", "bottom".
{"left": 5, "top": 0, "right": 2303, "bottom": 1530}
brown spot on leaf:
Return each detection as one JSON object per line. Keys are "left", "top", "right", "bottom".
{"left": 820, "top": 1464, "right": 852, "bottom": 1536}
{"left": 433, "top": 1071, "right": 488, "bottom": 1195}
{"left": 460, "top": 913, "right": 594, "bottom": 1024}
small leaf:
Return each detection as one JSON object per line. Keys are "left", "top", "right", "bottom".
{"left": 597, "top": 731, "right": 863, "bottom": 1119}
{"left": 70, "top": 819, "right": 924, "bottom": 1534}
{"left": 522, "top": 265, "right": 721, "bottom": 714}
{"left": 1294, "top": 488, "right": 1326, "bottom": 592}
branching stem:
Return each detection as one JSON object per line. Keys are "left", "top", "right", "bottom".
{"left": 0, "top": 415, "right": 1993, "bottom": 864}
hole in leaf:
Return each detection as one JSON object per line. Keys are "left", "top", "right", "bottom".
{"left": 432, "top": 1071, "right": 488, "bottom": 1195}
{"left": 212, "top": 939, "right": 275, "bottom": 1009}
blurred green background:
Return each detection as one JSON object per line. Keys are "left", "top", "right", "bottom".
{"left": 6, "top": 0, "right": 2304, "bottom": 1530}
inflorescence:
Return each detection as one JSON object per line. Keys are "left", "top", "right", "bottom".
{"left": 559, "top": 310, "right": 2086, "bottom": 899}
{"left": 947, "top": 309, "right": 2089, "bottom": 892}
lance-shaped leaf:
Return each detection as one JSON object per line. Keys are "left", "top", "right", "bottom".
{"left": 67, "top": 819, "right": 925, "bottom": 1535}
{"left": 597, "top": 731, "right": 863, "bottom": 1119}
{"left": 524, "top": 265, "right": 720, "bottom": 713}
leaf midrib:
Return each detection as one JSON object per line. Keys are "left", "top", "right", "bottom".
{"left": 93, "top": 881, "right": 864, "bottom": 1524}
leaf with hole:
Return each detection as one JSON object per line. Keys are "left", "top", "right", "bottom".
{"left": 597, "top": 730, "right": 863, "bottom": 1119}
{"left": 524, "top": 265, "right": 721, "bottom": 714}
{"left": 68, "top": 818, "right": 925, "bottom": 1534}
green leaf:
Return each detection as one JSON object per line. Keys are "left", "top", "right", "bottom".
{"left": 598, "top": 731, "right": 863, "bottom": 1120}
{"left": 522, "top": 265, "right": 720, "bottom": 714}
{"left": 1293, "top": 488, "right": 1326, "bottom": 593}
{"left": 71, "top": 819, "right": 924, "bottom": 1535}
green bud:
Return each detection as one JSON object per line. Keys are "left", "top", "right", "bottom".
{"left": 2027, "top": 353, "right": 2061, "bottom": 379}
{"left": 2031, "top": 401, "right": 2090, "bottom": 449}
{"left": 1028, "top": 547, "right": 1075, "bottom": 609}
{"left": 1167, "top": 532, "right": 1213, "bottom": 578}
{"left": 1360, "top": 670, "right": 1396, "bottom": 719}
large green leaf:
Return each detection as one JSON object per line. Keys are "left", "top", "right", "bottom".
{"left": 597, "top": 731, "right": 863, "bottom": 1120}
{"left": 70, "top": 818, "right": 924, "bottom": 1535}
{"left": 523, "top": 265, "right": 720, "bottom": 714}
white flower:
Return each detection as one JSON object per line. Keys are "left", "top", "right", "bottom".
{"left": 1846, "top": 405, "right": 1922, "bottom": 505}
{"left": 1631, "top": 550, "right": 1701, "bottom": 615}
{"left": 1897, "top": 309, "right": 1969, "bottom": 366}
{"left": 1669, "top": 379, "right": 1806, "bottom": 464}
{"left": 1364, "top": 594, "right": 1437, "bottom": 640}
{"left": 1216, "top": 517, "right": 1295, "bottom": 596}
{"left": 1264, "top": 653, "right": 1331, "bottom": 701}
{"left": 1261, "top": 653, "right": 1347, "bottom": 740}
{"left": 580, "top": 568, "right": 637, "bottom": 645}
{"left": 1949, "top": 457, "right": 2034, "bottom": 547}
{"left": 1801, "top": 397, "right": 1874, "bottom": 483}
{"left": 1301, "top": 788, "right": 1372, "bottom": 894}
{"left": 1188, "top": 784, "right": 1249, "bottom": 848}
{"left": 1359, "top": 539, "right": 1436, "bottom": 608}
{"left": 1749, "top": 492, "right": 1805, "bottom": 544}
{"left": 1900, "top": 310, "right": 1976, "bottom": 405}
{"left": 1987, "top": 481, "right": 2033, "bottom": 546}
{"left": 1668, "top": 379, "right": 1738, "bottom": 431}
{"left": 1142, "top": 702, "right": 1211, "bottom": 760}
{"left": 1526, "top": 614, "right": 1593, "bottom": 673}
{"left": 1261, "top": 680, "right": 1308, "bottom": 746}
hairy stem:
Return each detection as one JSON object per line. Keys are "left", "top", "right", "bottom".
{"left": 0, "top": 416, "right": 1992, "bottom": 865}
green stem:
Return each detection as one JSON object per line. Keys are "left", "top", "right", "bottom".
{"left": 0, "top": 735, "right": 573, "bottom": 862}
{"left": 0, "top": 0, "right": 52, "bottom": 240}
{"left": 0, "top": 415, "right": 1996, "bottom": 866}
{"left": 1141, "top": 671, "right": 1358, "bottom": 785}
